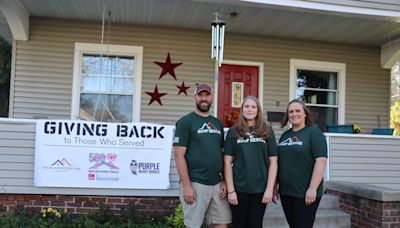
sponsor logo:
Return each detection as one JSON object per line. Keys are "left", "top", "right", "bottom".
{"left": 278, "top": 136, "right": 303, "bottom": 146}
{"left": 89, "top": 153, "right": 119, "bottom": 170}
{"left": 88, "top": 173, "right": 95, "bottom": 180}
{"left": 41, "top": 158, "right": 80, "bottom": 172}
{"left": 130, "top": 160, "right": 138, "bottom": 175}
{"left": 51, "top": 159, "right": 72, "bottom": 166}
{"left": 197, "top": 122, "right": 221, "bottom": 134}
{"left": 129, "top": 159, "right": 160, "bottom": 175}
{"left": 88, "top": 153, "right": 119, "bottom": 181}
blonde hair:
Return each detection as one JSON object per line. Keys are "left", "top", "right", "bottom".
{"left": 235, "top": 96, "right": 270, "bottom": 139}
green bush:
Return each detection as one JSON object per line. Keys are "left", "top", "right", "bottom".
{"left": 165, "top": 204, "right": 185, "bottom": 228}
{"left": 0, "top": 204, "right": 171, "bottom": 228}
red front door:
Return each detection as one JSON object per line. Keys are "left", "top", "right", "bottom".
{"left": 217, "top": 64, "right": 259, "bottom": 127}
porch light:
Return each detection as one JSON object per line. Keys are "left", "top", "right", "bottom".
{"left": 211, "top": 12, "right": 225, "bottom": 67}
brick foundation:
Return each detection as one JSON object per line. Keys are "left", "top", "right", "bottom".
{"left": 327, "top": 190, "right": 400, "bottom": 228}
{"left": 0, "top": 194, "right": 180, "bottom": 218}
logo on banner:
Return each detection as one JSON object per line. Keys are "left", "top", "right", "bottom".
{"left": 88, "top": 173, "right": 95, "bottom": 180}
{"left": 88, "top": 153, "right": 119, "bottom": 181}
{"left": 130, "top": 160, "right": 138, "bottom": 175}
{"left": 41, "top": 158, "right": 80, "bottom": 172}
{"left": 129, "top": 159, "right": 160, "bottom": 175}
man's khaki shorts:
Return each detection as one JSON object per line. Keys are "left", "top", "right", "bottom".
{"left": 180, "top": 181, "right": 232, "bottom": 228}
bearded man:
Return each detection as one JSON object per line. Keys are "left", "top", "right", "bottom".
{"left": 173, "top": 83, "right": 231, "bottom": 228}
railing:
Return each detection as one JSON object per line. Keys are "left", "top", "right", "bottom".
{"left": 1, "top": 118, "right": 399, "bottom": 197}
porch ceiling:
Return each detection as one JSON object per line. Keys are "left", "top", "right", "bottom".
{"left": 1, "top": 0, "right": 400, "bottom": 47}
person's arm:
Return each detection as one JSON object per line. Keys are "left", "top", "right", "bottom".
{"left": 224, "top": 155, "right": 238, "bottom": 205}
{"left": 262, "top": 156, "right": 278, "bottom": 204}
{"left": 305, "top": 157, "right": 327, "bottom": 205}
{"left": 174, "top": 146, "right": 195, "bottom": 204}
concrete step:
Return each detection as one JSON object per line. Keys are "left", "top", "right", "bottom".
{"left": 263, "top": 209, "right": 351, "bottom": 228}
{"left": 266, "top": 194, "right": 340, "bottom": 211}
{"left": 263, "top": 194, "right": 351, "bottom": 228}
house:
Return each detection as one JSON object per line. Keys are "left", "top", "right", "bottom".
{"left": 0, "top": 0, "right": 400, "bottom": 224}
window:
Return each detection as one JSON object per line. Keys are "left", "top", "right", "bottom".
{"left": 72, "top": 43, "right": 143, "bottom": 122}
{"left": 290, "top": 59, "right": 345, "bottom": 131}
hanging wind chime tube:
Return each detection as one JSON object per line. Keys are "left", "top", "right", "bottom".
{"left": 211, "top": 12, "right": 225, "bottom": 67}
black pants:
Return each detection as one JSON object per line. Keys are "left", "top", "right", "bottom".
{"left": 280, "top": 195, "right": 321, "bottom": 228}
{"left": 230, "top": 191, "right": 267, "bottom": 228}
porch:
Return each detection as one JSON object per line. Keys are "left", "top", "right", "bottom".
{"left": 1, "top": 118, "right": 399, "bottom": 196}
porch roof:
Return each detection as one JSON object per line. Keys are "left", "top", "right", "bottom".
{"left": 1, "top": 0, "right": 400, "bottom": 67}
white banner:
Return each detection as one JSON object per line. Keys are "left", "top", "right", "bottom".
{"left": 34, "top": 120, "right": 173, "bottom": 189}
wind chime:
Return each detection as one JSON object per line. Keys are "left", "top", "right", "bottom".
{"left": 92, "top": 5, "right": 115, "bottom": 122}
{"left": 211, "top": 12, "right": 225, "bottom": 67}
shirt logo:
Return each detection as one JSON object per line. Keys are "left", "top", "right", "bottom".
{"left": 278, "top": 136, "right": 303, "bottom": 146}
{"left": 237, "top": 132, "right": 265, "bottom": 144}
{"left": 197, "top": 122, "right": 221, "bottom": 134}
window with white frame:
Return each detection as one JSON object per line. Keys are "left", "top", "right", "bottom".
{"left": 290, "top": 59, "right": 346, "bottom": 131}
{"left": 71, "top": 43, "right": 143, "bottom": 122}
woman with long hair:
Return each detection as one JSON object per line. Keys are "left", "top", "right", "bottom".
{"left": 224, "top": 96, "right": 278, "bottom": 228}
{"left": 277, "top": 99, "right": 328, "bottom": 228}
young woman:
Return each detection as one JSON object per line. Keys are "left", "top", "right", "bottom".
{"left": 224, "top": 96, "right": 278, "bottom": 228}
{"left": 277, "top": 99, "right": 328, "bottom": 228}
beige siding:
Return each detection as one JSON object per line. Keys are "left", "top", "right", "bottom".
{"left": 327, "top": 134, "right": 400, "bottom": 189}
{"left": 10, "top": 17, "right": 389, "bottom": 134}
{"left": 0, "top": 120, "right": 179, "bottom": 196}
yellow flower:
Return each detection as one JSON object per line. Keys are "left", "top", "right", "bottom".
{"left": 353, "top": 124, "right": 361, "bottom": 134}
{"left": 42, "top": 213, "right": 46, "bottom": 218}
{"left": 55, "top": 212, "right": 61, "bottom": 218}
{"left": 64, "top": 208, "right": 68, "bottom": 213}
{"left": 47, "top": 208, "right": 53, "bottom": 213}
{"left": 41, "top": 208, "right": 46, "bottom": 214}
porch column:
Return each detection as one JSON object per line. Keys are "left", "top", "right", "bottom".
{"left": 0, "top": 0, "right": 29, "bottom": 41}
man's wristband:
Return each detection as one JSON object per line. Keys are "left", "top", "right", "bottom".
{"left": 228, "top": 190, "right": 235, "bottom": 194}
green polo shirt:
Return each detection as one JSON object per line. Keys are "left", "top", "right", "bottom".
{"left": 173, "top": 112, "right": 224, "bottom": 185}
{"left": 224, "top": 126, "right": 277, "bottom": 193}
{"left": 277, "top": 125, "right": 327, "bottom": 198}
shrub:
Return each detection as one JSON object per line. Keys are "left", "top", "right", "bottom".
{"left": 165, "top": 204, "right": 185, "bottom": 228}
{"left": 0, "top": 205, "right": 169, "bottom": 227}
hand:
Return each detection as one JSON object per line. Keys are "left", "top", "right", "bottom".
{"left": 272, "top": 184, "right": 280, "bottom": 204}
{"left": 219, "top": 180, "right": 227, "bottom": 199}
{"left": 305, "top": 188, "right": 317, "bottom": 206}
{"left": 183, "top": 185, "right": 196, "bottom": 204}
{"left": 228, "top": 191, "right": 238, "bottom": 205}
{"left": 262, "top": 189, "right": 273, "bottom": 204}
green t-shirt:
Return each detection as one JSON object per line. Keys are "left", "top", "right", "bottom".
{"left": 277, "top": 125, "right": 327, "bottom": 198}
{"left": 224, "top": 126, "right": 277, "bottom": 193}
{"left": 173, "top": 112, "right": 224, "bottom": 185}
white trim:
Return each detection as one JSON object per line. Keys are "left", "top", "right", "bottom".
{"left": 290, "top": 59, "right": 346, "bottom": 124}
{"left": 324, "top": 132, "right": 400, "bottom": 139}
{"left": 71, "top": 43, "right": 143, "bottom": 122}
{"left": 240, "top": 0, "right": 400, "bottom": 18}
{"left": 214, "top": 60, "right": 264, "bottom": 116}
{"left": 8, "top": 40, "right": 17, "bottom": 117}
{"left": 324, "top": 135, "right": 330, "bottom": 181}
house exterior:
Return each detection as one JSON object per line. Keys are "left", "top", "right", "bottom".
{"left": 1, "top": 0, "right": 400, "bottom": 219}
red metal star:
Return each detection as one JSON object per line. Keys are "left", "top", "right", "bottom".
{"left": 154, "top": 52, "right": 182, "bottom": 80}
{"left": 145, "top": 85, "right": 167, "bottom": 106}
{"left": 176, "top": 81, "right": 190, "bottom": 96}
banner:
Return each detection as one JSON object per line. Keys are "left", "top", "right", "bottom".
{"left": 34, "top": 120, "right": 173, "bottom": 189}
